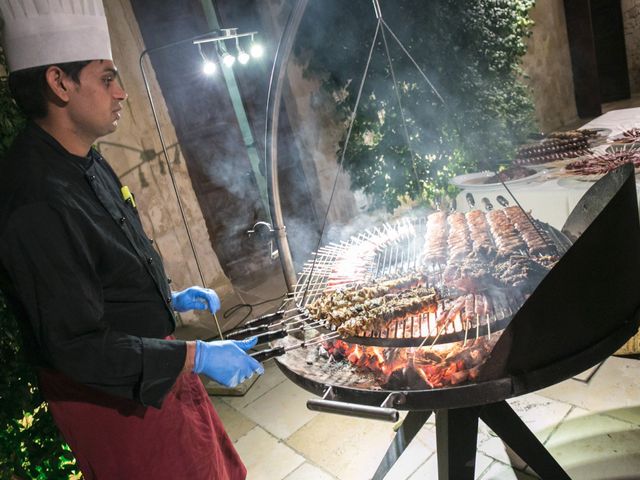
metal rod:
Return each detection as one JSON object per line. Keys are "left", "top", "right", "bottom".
{"left": 307, "top": 398, "right": 399, "bottom": 422}
{"left": 371, "top": 0, "right": 383, "bottom": 20}
{"left": 297, "top": 20, "right": 383, "bottom": 305}
{"left": 265, "top": 0, "right": 310, "bottom": 290}
{"left": 192, "top": 31, "right": 257, "bottom": 44}
{"left": 463, "top": 310, "right": 470, "bottom": 347}
{"left": 302, "top": 332, "right": 341, "bottom": 348}
{"left": 379, "top": 22, "right": 422, "bottom": 192}
{"left": 379, "top": 18, "right": 445, "bottom": 104}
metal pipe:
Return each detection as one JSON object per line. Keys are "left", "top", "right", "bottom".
{"left": 265, "top": 0, "right": 309, "bottom": 291}
{"left": 307, "top": 398, "right": 400, "bottom": 422}
{"left": 192, "top": 31, "right": 257, "bottom": 44}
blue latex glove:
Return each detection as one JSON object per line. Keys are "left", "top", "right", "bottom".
{"left": 193, "top": 336, "right": 264, "bottom": 387}
{"left": 171, "top": 286, "right": 220, "bottom": 314}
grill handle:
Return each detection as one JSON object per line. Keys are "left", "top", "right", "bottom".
{"left": 481, "top": 197, "right": 494, "bottom": 211}
{"left": 496, "top": 195, "right": 510, "bottom": 207}
{"left": 206, "top": 310, "right": 287, "bottom": 341}
{"left": 306, "top": 398, "right": 399, "bottom": 422}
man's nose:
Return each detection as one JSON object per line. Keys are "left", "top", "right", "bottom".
{"left": 114, "top": 83, "right": 128, "bottom": 101}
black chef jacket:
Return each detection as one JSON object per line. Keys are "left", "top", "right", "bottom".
{"left": 0, "top": 122, "right": 186, "bottom": 408}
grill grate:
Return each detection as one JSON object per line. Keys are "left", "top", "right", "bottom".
{"left": 290, "top": 209, "right": 568, "bottom": 348}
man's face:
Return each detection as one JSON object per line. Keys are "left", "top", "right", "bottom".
{"left": 65, "top": 60, "right": 127, "bottom": 141}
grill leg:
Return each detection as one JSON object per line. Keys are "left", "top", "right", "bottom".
{"left": 371, "top": 410, "right": 432, "bottom": 480}
{"left": 480, "top": 401, "right": 571, "bottom": 480}
{"left": 436, "top": 407, "right": 480, "bottom": 480}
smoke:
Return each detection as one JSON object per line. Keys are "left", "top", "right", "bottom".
{"left": 293, "top": 0, "right": 537, "bottom": 210}
{"left": 136, "top": 0, "right": 536, "bottom": 282}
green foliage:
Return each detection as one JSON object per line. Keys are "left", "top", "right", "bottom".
{"left": 0, "top": 49, "right": 80, "bottom": 480}
{"left": 0, "top": 292, "right": 80, "bottom": 480}
{"left": 294, "top": 0, "right": 537, "bottom": 211}
{"left": 0, "top": 51, "right": 25, "bottom": 157}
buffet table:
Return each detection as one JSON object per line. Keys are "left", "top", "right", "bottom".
{"left": 454, "top": 107, "right": 640, "bottom": 230}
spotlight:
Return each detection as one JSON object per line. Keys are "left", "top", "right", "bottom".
{"left": 236, "top": 37, "right": 250, "bottom": 65}
{"left": 249, "top": 41, "right": 264, "bottom": 58}
{"left": 198, "top": 44, "right": 216, "bottom": 75}
{"left": 221, "top": 51, "right": 235, "bottom": 67}
{"left": 202, "top": 60, "right": 216, "bottom": 75}
{"left": 237, "top": 49, "right": 250, "bottom": 65}
{"left": 194, "top": 30, "right": 261, "bottom": 74}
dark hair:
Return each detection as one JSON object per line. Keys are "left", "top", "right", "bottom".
{"left": 8, "top": 60, "right": 92, "bottom": 119}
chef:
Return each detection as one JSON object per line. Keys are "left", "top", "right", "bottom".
{"left": 0, "top": 1, "right": 262, "bottom": 478}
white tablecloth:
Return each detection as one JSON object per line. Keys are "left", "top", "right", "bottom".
{"left": 454, "top": 107, "right": 640, "bottom": 230}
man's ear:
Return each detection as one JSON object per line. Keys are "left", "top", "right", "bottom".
{"left": 44, "top": 66, "right": 72, "bottom": 103}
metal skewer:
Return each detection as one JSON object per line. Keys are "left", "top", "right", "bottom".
{"left": 250, "top": 331, "right": 341, "bottom": 362}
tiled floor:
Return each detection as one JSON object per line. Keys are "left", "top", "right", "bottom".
{"left": 176, "top": 96, "right": 640, "bottom": 480}
{"left": 206, "top": 353, "right": 640, "bottom": 480}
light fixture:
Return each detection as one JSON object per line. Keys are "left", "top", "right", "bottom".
{"left": 236, "top": 37, "right": 250, "bottom": 65}
{"left": 238, "top": 50, "right": 250, "bottom": 64}
{"left": 197, "top": 44, "right": 216, "bottom": 76}
{"left": 191, "top": 29, "right": 261, "bottom": 74}
{"left": 221, "top": 51, "right": 235, "bottom": 67}
{"left": 218, "top": 42, "right": 235, "bottom": 68}
{"left": 202, "top": 60, "right": 216, "bottom": 75}
{"left": 249, "top": 34, "right": 263, "bottom": 58}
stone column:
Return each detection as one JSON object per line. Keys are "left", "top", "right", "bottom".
{"left": 522, "top": 0, "right": 579, "bottom": 132}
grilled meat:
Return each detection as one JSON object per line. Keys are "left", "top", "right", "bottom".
{"left": 565, "top": 150, "right": 640, "bottom": 176}
{"left": 307, "top": 209, "right": 560, "bottom": 339}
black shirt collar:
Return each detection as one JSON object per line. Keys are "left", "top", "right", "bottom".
{"left": 26, "top": 121, "right": 94, "bottom": 170}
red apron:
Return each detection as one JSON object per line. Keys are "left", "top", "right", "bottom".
{"left": 38, "top": 368, "right": 246, "bottom": 480}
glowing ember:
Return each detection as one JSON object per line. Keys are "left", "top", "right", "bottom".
{"left": 323, "top": 335, "right": 500, "bottom": 389}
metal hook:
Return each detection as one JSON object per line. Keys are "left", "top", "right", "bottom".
{"left": 247, "top": 221, "right": 274, "bottom": 241}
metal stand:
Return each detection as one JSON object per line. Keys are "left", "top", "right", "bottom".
{"left": 479, "top": 402, "right": 570, "bottom": 480}
{"left": 372, "top": 410, "right": 432, "bottom": 480}
{"left": 436, "top": 407, "right": 481, "bottom": 479}
{"left": 372, "top": 401, "right": 570, "bottom": 480}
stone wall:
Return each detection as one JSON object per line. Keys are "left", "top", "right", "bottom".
{"left": 523, "top": 0, "right": 640, "bottom": 132}
{"left": 522, "top": 0, "right": 578, "bottom": 132}
{"left": 102, "top": 0, "right": 238, "bottom": 328}
{"left": 622, "top": 0, "right": 640, "bottom": 94}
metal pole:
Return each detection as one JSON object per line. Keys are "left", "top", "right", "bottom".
{"left": 265, "top": 0, "right": 310, "bottom": 291}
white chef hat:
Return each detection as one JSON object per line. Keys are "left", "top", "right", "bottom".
{"left": 0, "top": 0, "right": 112, "bottom": 72}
